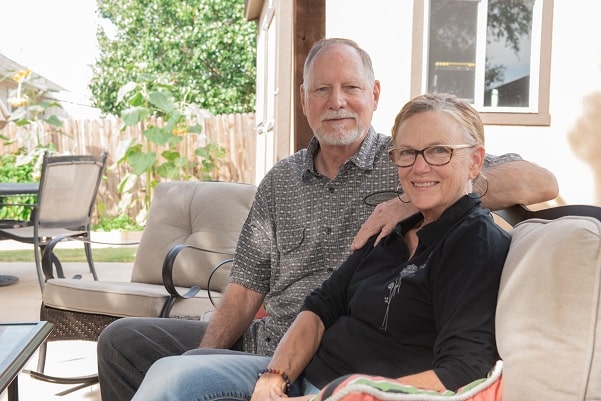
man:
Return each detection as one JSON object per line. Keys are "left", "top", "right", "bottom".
{"left": 97, "top": 38, "right": 558, "bottom": 401}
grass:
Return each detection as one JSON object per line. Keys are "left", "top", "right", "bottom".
{"left": 0, "top": 247, "right": 136, "bottom": 263}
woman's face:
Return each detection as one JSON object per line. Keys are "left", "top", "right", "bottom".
{"left": 393, "top": 111, "right": 484, "bottom": 223}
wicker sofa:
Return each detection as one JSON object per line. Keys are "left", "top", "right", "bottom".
{"left": 307, "top": 213, "right": 601, "bottom": 401}
{"left": 34, "top": 180, "right": 256, "bottom": 383}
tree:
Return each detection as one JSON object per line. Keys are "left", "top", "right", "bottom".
{"left": 90, "top": 0, "right": 257, "bottom": 117}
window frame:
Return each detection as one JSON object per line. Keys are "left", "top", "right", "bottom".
{"left": 410, "top": 0, "right": 554, "bottom": 126}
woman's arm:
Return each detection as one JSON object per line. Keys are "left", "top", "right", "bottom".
{"left": 396, "top": 370, "right": 446, "bottom": 392}
{"left": 431, "top": 217, "right": 510, "bottom": 390}
{"left": 251, "top": 311, "right": 325, "bottom": 401}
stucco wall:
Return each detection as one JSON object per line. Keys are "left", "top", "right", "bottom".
{"left": 326, "top": 0, "right": 601, "bottom": 206}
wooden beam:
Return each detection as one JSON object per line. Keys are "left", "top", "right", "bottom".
{"left": 293, "top": 0, "right": 325, "bottom": 152}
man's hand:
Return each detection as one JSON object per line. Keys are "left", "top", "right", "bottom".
{"left": 350, "top": 198, "right": 418, "bottom": 250}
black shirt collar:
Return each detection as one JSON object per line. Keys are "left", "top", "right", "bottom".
{"left": 401, "top": 195, "right": 482, "bottom": 248}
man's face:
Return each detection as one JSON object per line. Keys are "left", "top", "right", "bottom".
{"left": 301, "top": 45, "right": 380, "bottom": 147}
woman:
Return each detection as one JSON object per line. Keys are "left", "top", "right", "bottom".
{"left": 131, "top": 93, "right": 511, "bottom": 400}
{"left": 250, "top": 92, "right": 511, "bottom": 399}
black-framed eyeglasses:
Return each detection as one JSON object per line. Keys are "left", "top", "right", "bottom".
{"left": 388, "top": 144, "right": 476, "bottom": 168}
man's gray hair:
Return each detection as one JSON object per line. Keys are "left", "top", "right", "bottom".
{"left": 303, "top": 38, "right": 376, "bottom": 85}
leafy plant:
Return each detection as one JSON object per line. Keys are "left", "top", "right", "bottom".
{"left": 92, "top": 213, "right": 143, "bottom": 232}
{"left": 0, "top": 68, "right": 62, "bottom": 221}
{"left": 0, "top": 153, "right": 36, "bottom": 220}
{"left": 117, "top": 74, "right": 226, "bottom": 213}
{"left": 1, "top": 69, "right": 63, "bottom": 150}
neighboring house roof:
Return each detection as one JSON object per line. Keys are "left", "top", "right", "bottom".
{"left": 0, "top": 52, "right": 65, "bottom": 92}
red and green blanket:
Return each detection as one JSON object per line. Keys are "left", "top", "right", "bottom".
{"left": 310, "top": 361, "right": 503, "bottom": 401}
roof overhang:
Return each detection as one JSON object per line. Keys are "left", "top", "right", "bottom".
{"left": 0, "top": 53, "right": 65, "bottom": 92}
{"left": 244, "top": 0, "right": 264, "bottom": 21}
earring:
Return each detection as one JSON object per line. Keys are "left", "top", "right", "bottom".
{"left": 468, "top": 173, "right": 489, "bottom": 200}
{"left": 396, "top": 184, "right": 411, "bottom": 204}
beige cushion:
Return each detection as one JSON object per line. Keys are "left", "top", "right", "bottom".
{"left": 496, "top": 216, "right": 601, "bottom": 401}
{"left": 131, "top": 181, "right": 256, "bottom": 290}
{"left": 43, "top": 180, "right": 256, "bottom": 320}
{"left": 43, "top": 278, "right": 220, "bottom": 319}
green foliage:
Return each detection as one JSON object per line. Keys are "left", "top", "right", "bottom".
{"left": 1, "top": 68, "right": 64, "bottom": 150}
{"left": 0, "top": 247, "right": 137, "bottom": 263}
{"left": 92, "top": 214, "right": 143, "bottom": 232}
{"left": 116, "top": 74, "right": 227, "bottom": 212}
{"left": 0, "top": 151, "right": 37, "bottom": 221}
{"left": 91, "top": 0, "right": 257, "bottom": 117}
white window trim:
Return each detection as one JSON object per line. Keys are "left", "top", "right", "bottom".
{"left": 411, "top": 0, "right": 554, "bottom": 126}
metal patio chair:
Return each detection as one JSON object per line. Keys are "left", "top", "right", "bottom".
{"left": 0, "top": 151, "right": 108, "bottom": 291}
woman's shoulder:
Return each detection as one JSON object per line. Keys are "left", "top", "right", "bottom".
{"left": 460, "top": 207, "right": 512, "bottom": 245}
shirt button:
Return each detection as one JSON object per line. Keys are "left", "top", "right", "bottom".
{"left": 265, "top": 337, "right": 271, "bottom": 343}
{"left": 325, "top": 227, "right": 332, "bottom": 234}
{"left": 326, "top": 268, "right": 334, "bottom": 273}
{"left": 328, "top": 186, "right": 335, "bottom": 192}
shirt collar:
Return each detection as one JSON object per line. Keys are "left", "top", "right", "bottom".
{"left": 402, "top": 196, "right": 482, "bottom": 247}
{"left": 302, "top": 126, "right": 382, "bottom": 179}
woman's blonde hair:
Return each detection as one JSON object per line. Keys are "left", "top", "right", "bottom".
{"left": 391, "top": 93, "right": 485, "bottom": 145}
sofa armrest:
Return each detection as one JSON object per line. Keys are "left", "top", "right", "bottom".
{"left": 496, "top": 216, "right": 601, "bottom": 400}
{"left": 41, "top": 234, "right": 139, "bottom": 280}
{"left": 160, "top": 244, "right": 233, "bottom": 317}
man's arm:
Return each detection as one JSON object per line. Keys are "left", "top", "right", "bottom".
{"left": 199, "top": 282, "right": 265, "bottom": 348}
{"left": 478, "top": 159, "right": 558, "bottom": 210}
{"left": 351, "top": 158, "right": 558, "bottom": 250}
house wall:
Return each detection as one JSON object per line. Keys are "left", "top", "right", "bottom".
{"left": 326, "top": 0, "right": 601, "bottom": 206}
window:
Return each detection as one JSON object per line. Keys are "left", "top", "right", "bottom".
{"left": 411, "top": 0, "right": 553, "bottom": 125}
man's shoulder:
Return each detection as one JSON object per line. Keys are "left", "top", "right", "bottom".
{"left": 483, "top": 152, "right": 523, "bottom": 167}
{"left": 271, "top": 148, "right": 307, "bottom": 169}
{"left": 366, "top": 129, "right": 392, "bottom": 146}
{"left": 374, "top": 132, "right": 393, "bottom": 145}
{"left": 258, "top": 149, "right": 307, "bottom": 185}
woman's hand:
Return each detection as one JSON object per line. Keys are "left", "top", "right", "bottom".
{"left": 250, "top": 374, "right": 288, "bottom": 401}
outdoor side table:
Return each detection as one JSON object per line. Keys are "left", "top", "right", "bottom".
{"left": 0, "top": 183, "right": 39, "bottom": 286}
{"left": 0, "top": 321, "right": 53, "bottom": 401}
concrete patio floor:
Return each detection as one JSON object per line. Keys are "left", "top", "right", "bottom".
{"left": 0, "top": 249, "right": 132, "bottom": 401}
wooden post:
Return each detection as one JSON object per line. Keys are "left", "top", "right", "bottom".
{"left": 293, "top": 0, "right": 325, "bottom": 152}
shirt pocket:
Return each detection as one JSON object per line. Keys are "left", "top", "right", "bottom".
{"left": 276, "top": 224, "right": 305, "bottom": 254}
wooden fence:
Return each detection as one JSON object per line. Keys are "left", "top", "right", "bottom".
{"left": 0, "top": 113, "right": 257, "bottom": 222}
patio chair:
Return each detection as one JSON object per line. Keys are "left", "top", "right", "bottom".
{"left": 29, "top": 180, "right": 256, "bottom": 385}
{"left": 0, "top": 151, "right": 108, "bottom": 291}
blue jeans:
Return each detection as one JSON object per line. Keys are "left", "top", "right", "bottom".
{"left": 131, "top": 351, "right": 320, "bottom": 401}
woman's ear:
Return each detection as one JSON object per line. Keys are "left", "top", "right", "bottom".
{"left": 470, "top": 145, "right": 486, "bottom": 179}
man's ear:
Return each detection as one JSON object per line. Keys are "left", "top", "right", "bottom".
{"left": 372, "top": 80, "right": 381, "bottom": 111}
{"left": 300, "top": 84, "right": 308, "bottom": 116}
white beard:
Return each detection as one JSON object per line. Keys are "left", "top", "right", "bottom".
{"left": 314, "top": 124, "right": 365, "bottom": 146}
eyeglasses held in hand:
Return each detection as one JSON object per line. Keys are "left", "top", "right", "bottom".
{"left": 388, "top": 144, "right": 475, "bottom": 167}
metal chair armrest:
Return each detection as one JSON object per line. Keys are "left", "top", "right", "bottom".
{"left": 160, "top": 244, "right": 232, "bottom": 317}
{"left": 41, "top": 235, "right": 140, "bottom": 280}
